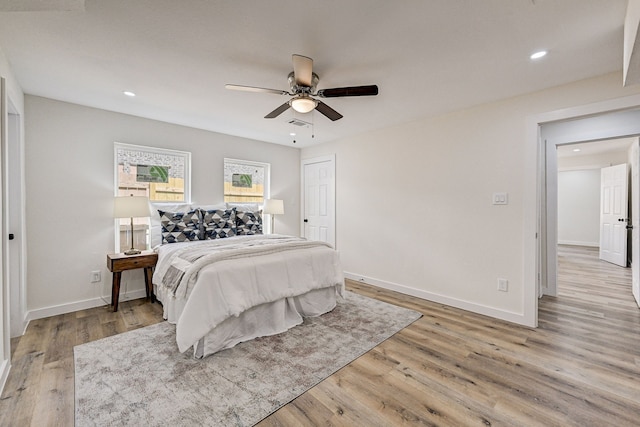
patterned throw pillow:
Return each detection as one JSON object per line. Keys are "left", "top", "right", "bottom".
{"left": 200, "top": 208, "right": 236, "bottom": 239}
{"left": 236, "top": 210, "right": 263, "bottom": 235}
{"left": 158, "top": 209, "right": 201, "bottom": 243}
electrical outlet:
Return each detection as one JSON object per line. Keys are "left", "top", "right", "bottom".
{"left": 90, "top": 270, "right": 101, "bottom": 283}
{"left": 497, "top": 278, "right": 508, "bottom": 292}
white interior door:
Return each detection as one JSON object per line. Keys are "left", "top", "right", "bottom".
{"left": 630, "top": 140, "right": 640, "bottom": 307}
{"left": 599, "top": 163, "right": 629, "bottom": 267}
{"left": 301, "top": 155, "right": 335, "bottom": 247}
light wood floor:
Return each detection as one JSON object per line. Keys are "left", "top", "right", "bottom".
{"left": 2, "top": 245, "right": 639, "bottom": 426}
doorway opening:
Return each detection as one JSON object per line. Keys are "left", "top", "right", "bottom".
{"left": 555, "top": 138, "right": 636, "bottom": 304}
{"left": 539, "top": 106, "right": 640, "bottom": 312}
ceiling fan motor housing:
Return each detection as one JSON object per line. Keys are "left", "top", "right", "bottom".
{"left": 288, "top": 71, "right": 319, "bottom": 94}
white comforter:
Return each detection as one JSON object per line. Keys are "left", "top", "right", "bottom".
{"left": 152, "top": 235, "right": 344, "bottom": 353}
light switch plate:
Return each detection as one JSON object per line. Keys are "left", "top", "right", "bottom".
{"left": 493, "top": 192, "right": 508, "bottom": 205}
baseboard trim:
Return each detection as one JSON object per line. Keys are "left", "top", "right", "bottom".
{"left": 0, "top": 358, "right": 10, "bottom": 396}
{"left": 12, "top": 315, "right": 29, "bottom": 338}
{"left": 25, "top": 289, "right": 148, "bottom": 324}
{"left": 558, "top": 240, "right": 599, "bottom": 247}
{"left": 344, "top": 272, "right": 527, "bottom": 326}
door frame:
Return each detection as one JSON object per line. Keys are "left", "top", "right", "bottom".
{"left": 629, "top": 139, "right": 640, "bottom": 306}
{"left": 531, "top": 94, "right": 640, "bottom": 322}
{"left": 300, "top": 154, "right": 336, "bottom": 247}
{"left": 6, "top": 103, "right": 25, "bottom": 337}
{"left": 0, "top": 77, "right": 8, "bottom": 392}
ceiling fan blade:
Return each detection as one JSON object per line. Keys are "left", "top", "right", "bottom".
{"left": 264, "top": 102, "right": 291, "bottom": 119}
{"left": 317, "top": 85, "right": 378, "bottom": 98}
{"left": 315, "top": 101, "right": 343, "bottom": 121}
{"left": 292, "top": 54, "right": 313, "bottom": 87}
{"left": 225, "top": 84, "right": 289, "bottom": 96}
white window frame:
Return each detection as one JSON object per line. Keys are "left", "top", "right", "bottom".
{"left": 114, "top": 142, "right": 192, "bottom": 252}
{"left": 224, "top": 157, "right": 271, "bottom": 231}
{"left": 223, "top": 158, "right": 271, "bottom": 201}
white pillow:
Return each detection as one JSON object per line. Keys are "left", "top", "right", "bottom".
{"left": 196, "top": 203, "right": 227, "bottom": 211}
{"left": 226, "top": 202, "right": 260, "bottom": 212}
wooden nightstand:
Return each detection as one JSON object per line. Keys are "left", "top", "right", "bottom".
{"left": 107, "top": 251, "right": 158, "bottom": 312}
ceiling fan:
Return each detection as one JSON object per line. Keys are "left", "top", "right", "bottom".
{"left": 225, "top": 54, "right": 378, "bottom": 121}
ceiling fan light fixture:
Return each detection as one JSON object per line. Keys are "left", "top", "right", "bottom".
{"left": 290, "top": 96, "right": 317, "bottom": 113}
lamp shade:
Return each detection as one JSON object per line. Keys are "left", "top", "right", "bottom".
{"left": 263, "top": 199, "right": 284, "bottom": 215}
{"left": 114, "top": 195, "right": 151, "bottom": 218}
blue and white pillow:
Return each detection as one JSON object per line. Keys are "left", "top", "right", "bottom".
{"left": 200, "top": 208, "right": 236, "bottom": 239}
{"left": 158, "top": 209, "right": 201, "bottom": 243}
{"left": 236, "top": 210, "right": 263, "bottom": 235}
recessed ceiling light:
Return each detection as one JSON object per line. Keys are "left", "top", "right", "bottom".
{"left": 289, "top": 132, "right": 296, "bottom": 136}
{"left": 530, "top": 50, "right": 547, "bottom": 60}
{"left": 573, "top": 148, "right": 581, "bottom": 152}
{"left": 123, "top": 91, "right": 136, "bottom": 97}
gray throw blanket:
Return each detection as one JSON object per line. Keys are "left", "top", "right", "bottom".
{"left": 158, "top": 236, "right": 334, "bottom": 299}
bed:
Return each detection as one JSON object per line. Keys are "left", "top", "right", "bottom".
{"left": 150, "top": 204, "right": 344, "bottom": 358}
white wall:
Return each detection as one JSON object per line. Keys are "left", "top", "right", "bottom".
{"left": 24, "top": 96, "right": 300, "bottom": 318}
{"left": 301, "top": 72, "right": 640, "bottom": 325}
{"left": 624, "top": 0, "right": 640, "bottom": 85}
{"left": 557, "top": 150, "right": 630, "bottom": 247}
{"left": 17, "top": 71, "right": 640, "bottom": 331}
{"left": 0, "top": 48, "right": 24, "bottom": 114}
{"left": 557, "top": 169, "right": 601, "bottom": 246}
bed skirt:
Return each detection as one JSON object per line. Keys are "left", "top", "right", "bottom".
{"left": 155, "top": 284, "right": 340, "bottom": 358}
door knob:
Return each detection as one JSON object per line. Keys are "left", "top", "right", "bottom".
{"left": 8, "top": 233, "right": 14, "bottom": 240}
{"left": 303, "top": 219, "right": 308, "bottom": 223}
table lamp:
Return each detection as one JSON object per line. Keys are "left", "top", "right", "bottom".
{"left": 114, "top": 194, "right": 150, "bottom": 255}
{"left": 263, "top": 199, "right": 284, "bottom": 234}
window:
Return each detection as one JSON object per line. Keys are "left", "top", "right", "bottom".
{"left": 223, "top": 158, "right": 270, "bottom": 204}
{"left": 115, "top": 143, "right": 190, "bottom": 202}
{"left": 114, "top": 142, "right": 191, "bottom": 252}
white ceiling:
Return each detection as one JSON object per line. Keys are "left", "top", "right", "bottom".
{"left": 556, "top": 137, "right": 635, "bottom": 158}
{"left": 0, "top": 0, "right": 631, "bottom": 147}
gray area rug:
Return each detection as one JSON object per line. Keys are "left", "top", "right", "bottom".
{"left": 74, "top": 291, "right": 421, "bottom": 426}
